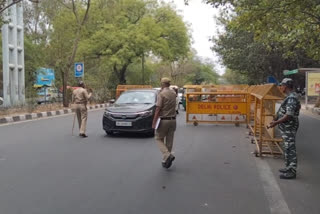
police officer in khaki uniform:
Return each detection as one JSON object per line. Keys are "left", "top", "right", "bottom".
{"left": 152, "top": 77, "right": 177, "bottom": 168}
{"left": 72, "top": 81, "right": 92, "bottom": 138}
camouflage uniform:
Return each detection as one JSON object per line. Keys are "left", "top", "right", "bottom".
{"left": 276, "top": 92, "right": 301, "bottom": 174}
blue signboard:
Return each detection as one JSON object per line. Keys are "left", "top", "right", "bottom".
{"left": 75, "top": 62, "right": 84, "bottom": 78}
{"left": 34, "top": 68, "right": 55, "bottom": 87}
{"left": 267, "top": 76, "right": 278, "bottom": 85}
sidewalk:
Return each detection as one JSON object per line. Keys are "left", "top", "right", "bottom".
{"left": 301, "top": 103, "right": 320, "bottom": 120}
{"left": 0, "top": 103, "right": 107, "bottom": 124}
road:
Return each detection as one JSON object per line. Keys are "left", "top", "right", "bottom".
{"left": 0, "top": 109, "right": 319, "bottom": 214}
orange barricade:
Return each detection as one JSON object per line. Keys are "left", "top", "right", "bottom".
{"left": 186, "top": 91, "right": 248, "bottom": 126}
{"left": 248, "top": 84, "right": 285, "bottom": 157}
{"left": 116, "top": 85, "right": 152, "bottom": 98}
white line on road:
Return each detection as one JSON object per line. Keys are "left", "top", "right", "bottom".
{"left": 254, "top": 157, "right": 291, "bottom": 214}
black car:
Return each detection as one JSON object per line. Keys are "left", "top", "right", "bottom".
{"left": 103, "top": 89, "right": 158, "bottom": 135}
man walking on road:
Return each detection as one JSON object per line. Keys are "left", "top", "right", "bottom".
{"left": 269, "top": 78, "right": 301, "bottom": 179}
{"left": 72, "top": 81, "right": 92, "bottom": 138}
{"left": 152, "top": 77, "right": 177, "bottom": 169}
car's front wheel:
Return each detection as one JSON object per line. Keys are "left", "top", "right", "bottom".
{"left": 105, "top": 131, "right": 114, "bottom": 136}
{"left": 146, "top": 131, "right": 155, "bottom": 137}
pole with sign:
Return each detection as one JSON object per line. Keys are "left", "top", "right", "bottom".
{"left": 74, "top": 62, "right": 84, "bottom": 78}
{"left": 283, "top": 69, "right": 299, "bottom": 76}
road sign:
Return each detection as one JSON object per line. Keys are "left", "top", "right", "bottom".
{"left": 74, "top": 62, "right": 84, "bottom": 78}
{"left": 283, "top": 69, "right": 298, "bottom": 76}
{"left": 267, "top": 76, "right": 278, "bottom": 84}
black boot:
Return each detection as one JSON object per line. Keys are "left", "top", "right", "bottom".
{"left": 280, "top": 171, "right": 296, "bottom": 179}
{"left": 164, "top": 154, "right": 175, "bottom": 169}
{"left": 279, "top": 168, "right": 289, "bottom": 173}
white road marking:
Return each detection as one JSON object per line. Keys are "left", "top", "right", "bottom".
{"left": 254, "top": 157, "right": 291, "bottom": 214}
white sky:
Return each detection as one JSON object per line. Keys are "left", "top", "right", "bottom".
{"left": 164, "top": 0, "right": 226, "bottom": 74}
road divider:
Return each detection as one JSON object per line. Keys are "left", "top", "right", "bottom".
{"left": 0, "top": 103, "right": 108, "bottom": 124}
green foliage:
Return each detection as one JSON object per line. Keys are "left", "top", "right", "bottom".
{"left": 222, "top": 68, "right": 248, "bottom": 84}
{"left": 208, "top": 0, "right": 320, "bottom": 84}
{"left": 185, "top": 59, "right": 219, "bottom": 85}
{"left": 24, "top": 36, "right": 45, "bottom": 91}
{"left": 78, "top": 0, "right": 190, "bottom": 84}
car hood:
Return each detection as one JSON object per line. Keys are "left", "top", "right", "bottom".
{"left": 106, "top": 103, "right": 155, "bottom": 113}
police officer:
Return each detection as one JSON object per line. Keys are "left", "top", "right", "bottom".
{"left": 152, "top": 77, "right": 177, "bottom": 169}
{"left": 269, "top": 78, "right": 301, "bottom": 179}
{"left": 72, "top": 81, "right": 92, "bottom": 138}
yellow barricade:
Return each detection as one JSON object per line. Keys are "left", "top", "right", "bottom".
{"left": 248, "top": 84, "right": 285, "bottom": 157}
{"left": 186, "top": 91, "right": 249, "bottom": 125}
{"left": 116, "top": 85, "right": 152, "bottom": 98}
{"left": 215, "top": 84, "right": 249, "bottom": 91}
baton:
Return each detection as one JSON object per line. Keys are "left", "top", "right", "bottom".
{"left": 72, "top": 112, "right": 76, "bottom": 136}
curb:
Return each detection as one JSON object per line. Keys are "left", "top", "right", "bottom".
{"left": 312, "top": 107, "right": 320, "bottom": 115}
{"left": 0, "top": 103, "right": 108, "bottom": 124}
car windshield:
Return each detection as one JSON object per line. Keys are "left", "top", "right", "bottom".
{"left": 116, "top": 91, "right": 156, "bottom": 104}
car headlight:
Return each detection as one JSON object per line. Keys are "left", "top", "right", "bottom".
{"left": 139, "top": 110, "right": 153, "bottom": 117}
{"left": 104, "top": 111, "right": 112, "bottom": 117}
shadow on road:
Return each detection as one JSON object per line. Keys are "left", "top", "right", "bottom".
{"left": 104, "top": 132, "right": 154, "bottom": 139}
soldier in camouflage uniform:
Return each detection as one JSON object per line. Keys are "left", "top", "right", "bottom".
{"left": 269, "top": 78, "right": 301, "bottom": 179}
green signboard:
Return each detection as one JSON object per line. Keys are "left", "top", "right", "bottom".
{"left": 283, "top": 69, "right": 298, "bottom": 75}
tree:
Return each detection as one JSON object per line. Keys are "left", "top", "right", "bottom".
{"left": 48, "top": 0, "right": 91, "bottom": 107}
{"left": 0, "top": 0, "right": 38, "bottom": 14}
{"left": 202, "top": 0, "right": 320, "bottom": 86}
{"left": 78, "top": 0, "right": 190, "bottom": 84}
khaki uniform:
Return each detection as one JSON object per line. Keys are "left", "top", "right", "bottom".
{"left": 72, "top": 88, "right": 91, "bottom": 135}
{"left": 155, "top": 87, "right": 177, "bottom": 161}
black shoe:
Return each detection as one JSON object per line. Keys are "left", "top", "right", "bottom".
{"left": 161, "top": 162, "right": 166, "bottom": 168}
{"left": 164, "top": 155, "right": 175, "bottom": 169}
{"left": 279, "top": 168, "right": 289, "bottom": 173}
{"left": 280, "top": 171, "right": 296, "bottom": 179}
{"left": 80, "top": 134, "right": 88, "bottom": 138}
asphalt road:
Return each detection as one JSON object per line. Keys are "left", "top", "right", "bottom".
{"left": 0, "top": 109, "right": 319, "bottom": 214}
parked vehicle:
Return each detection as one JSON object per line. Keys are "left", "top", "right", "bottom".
{"left": 103, "top": 89, "right": 158, "bottom": 135}
{"left": 37, "top": 87, "right": 62, "bottom": 104}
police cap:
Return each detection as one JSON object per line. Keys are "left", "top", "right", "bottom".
{"left": 78, "top": 81, "right": 85, "bottom": 87}
{"left": 161, "top": 77, "right": 171, "bottom": 84}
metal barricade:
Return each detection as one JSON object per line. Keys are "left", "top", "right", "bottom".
{"left": 248, "top": 84, "right": 285, "bottom": 157}
{"left": 186, "top": 91, "right": 248, "bottom": 126}
{"left": 215, "top": 84, "right": 249, "bottom": 91}
{"left": 116, "top": 85, "right": 152, "bottom": 98}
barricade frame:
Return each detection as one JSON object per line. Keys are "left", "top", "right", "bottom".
{"left": 248, "top": 84, "right": 285, "bottom": 157}
{"left": 186, "top": 91, "right": 249, "bottom": 125}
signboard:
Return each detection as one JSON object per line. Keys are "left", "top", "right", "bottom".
{"left": 74, "top": 62, "right": 84, "bottom": 78}
{"left": 307, "top": 73, "right": 320, "bottom": 96}
{"left": 267, "top": 76, "right": 278, "bottom": 84}
{"left": 188, "top": 102, "right": 247, "bottom": 115}
{"left": 34, "top": 68, "right": 55, "bottom": 87}
{"left": 283, "top": 69, "right": 298, "bottom": 76}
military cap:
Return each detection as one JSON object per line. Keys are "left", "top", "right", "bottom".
{"left": 280, "top": 78, "right": 294, "bottom": 87}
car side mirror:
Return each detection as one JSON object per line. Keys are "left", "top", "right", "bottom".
{"left": 109, "top": 99, "right": 115, "bottom": 104}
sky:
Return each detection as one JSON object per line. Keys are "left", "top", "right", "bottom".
{"left": 164, "top": 0, "right": 226, "bottom": 74}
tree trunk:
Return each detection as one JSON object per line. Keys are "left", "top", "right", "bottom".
{"left": 61, "top": 0, "right": 91, "bottom": 107}
{"left": 114, "top": 62, "right": 130, "bottom": 84}
{"left": 62, "top": 70, "right": 69, "bottom": 107}
{"left": 142, "top": 53, "right": 145, "bottom": 84}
